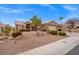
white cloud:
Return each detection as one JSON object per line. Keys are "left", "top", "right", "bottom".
{"left": 68, "top": 14, "right": 79, "bottom": 18}
{"left": 63, "top": 5, "right": 79, "bottom": 23}
{"left": 64, "top": 12, "right": 79, "bottom": 23}
{"left": 0, "top": 6, "right": 34, "bottom": 13}
{"left": 63, "top": 5, "right": 78, "bottom": 11}
{"left": 39, "top": 4, "right": 57, "bottom": 10}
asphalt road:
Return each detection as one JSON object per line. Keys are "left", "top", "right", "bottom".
{"left": 66, "top": 45, "right": 79, "bottom": 55}
{"left": 66, "top": 32, "right": 79, "bottom": 55}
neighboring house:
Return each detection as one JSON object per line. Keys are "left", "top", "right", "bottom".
{"left": 58, "top": 24, "right": 68, "bottom": 31}
{"left": 15, "top": 21, "right": 31, "bottom": 32}
{"left": 65, "top": 19, "right": 79, "bottom": 29}
{"left": 41, "top": 21, "right": 58, "bottom": 31}
{"left": 74, "top": 22, "right": 79, "bottom": 28}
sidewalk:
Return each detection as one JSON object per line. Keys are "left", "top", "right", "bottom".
{"left": 18, "top": 33, "right": 79, "bottom": 55}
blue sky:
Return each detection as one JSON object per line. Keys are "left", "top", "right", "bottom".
{"left": 0, "top": 4, "right": 79, "bottom": 26}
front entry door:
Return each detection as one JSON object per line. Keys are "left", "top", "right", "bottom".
{"left": 26, "top": 24, "right": 30, "bottom": 31}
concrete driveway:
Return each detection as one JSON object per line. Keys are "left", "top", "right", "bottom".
{"left": 18, "top": 32, "right": 79, "bottom": 55}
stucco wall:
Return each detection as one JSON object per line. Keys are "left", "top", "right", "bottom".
{"left": 48, "top": 26, "right": 57, "bottom": 31}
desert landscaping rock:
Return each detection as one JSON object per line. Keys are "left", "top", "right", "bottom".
{"left": 0, "top": 32, "right": 65, "bottom": 55}
{"left": 18, "top": 32, "right": 79, "bottom": 55}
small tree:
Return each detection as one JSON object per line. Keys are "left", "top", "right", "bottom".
{"left": 30, "top": 16, "right": 42, "bottom": 30}
{"left": 30, "top": 16, "right": 42, "bottom": 36}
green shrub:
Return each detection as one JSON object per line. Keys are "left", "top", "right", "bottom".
{"left": 42, "top": 30, "right": 47, "bottom": 31}
{"left": 12, "top": 32, "right": 22, "bottom": 37}
{"left": 3, "top": 24, "right": 11, "bottom": 34}
{"left": 59, "top": 32, "right": 66, "bottom": 36}
{"left": 19, "top": 29, "right": 26, "bottom": 32}
{"left": 58, "top": 28, "right": 62, "bottom": 32}
{"left": 3, "top": 29, "right": 11, "bottom": 34}
{"left": 76, "top": 26, "right": 79, "bottom": 28}
{"left": 12, "top": 32, "right": 18, "bottom": 37}
{"left": 49, "top": 30, "right": 58, "bottom": 35}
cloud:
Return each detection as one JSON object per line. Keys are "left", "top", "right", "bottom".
{"left": 0, "top": 7, "right": 34, "bottom": 13}
{"left": 63, "top": 5, "right": 78, "bottom": 11}
{"left": 63, "top": 5, "right": 79, "bottom": 22}
{"left": 64, "top": 12, "right": 79, "bottom": 23}
{"left": 68, "top": 13, "right": 79, "bottom": 18}
{"left": 39, "top": 4, "right": 57, "bottom": 10}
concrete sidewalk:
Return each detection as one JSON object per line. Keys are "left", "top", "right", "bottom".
{"left": 18, "top": 33, "right": 79, "bottom": 55}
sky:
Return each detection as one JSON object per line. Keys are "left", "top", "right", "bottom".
{"left": 0, "top": 4, "right": 79, "bottom": 26}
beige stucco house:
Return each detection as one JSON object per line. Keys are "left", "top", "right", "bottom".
{"left": 41, "top": 21, "right": 58, "bottom": 31}
{"left": 15, "top": 21, "right": 31, "bottom": 32}
{"left": 15, "top": 20, "right": 58, "bottom": 32}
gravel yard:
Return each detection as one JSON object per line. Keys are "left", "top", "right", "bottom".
{"left": 0, "top": 31, "right": 66, "bottom": 55}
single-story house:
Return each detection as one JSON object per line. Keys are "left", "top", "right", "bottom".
{"left": 65, "top": 19, "right": 79, "bottom": 29}
{"left": 15, "top": 21, "right": 31, "bottom": 32}
{"left": 41, "top": 21, "right": 58, "bottom": 31}
{"left": 15, "top": 20, "right": 58, "bottom": 32}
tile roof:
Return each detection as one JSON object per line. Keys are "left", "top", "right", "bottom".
{"left": 46, "top": 21, "right": 58, "bottom": 26}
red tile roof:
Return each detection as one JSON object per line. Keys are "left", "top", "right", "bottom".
{"left": 46, "top": 21, "right": 58, "bottom": 26}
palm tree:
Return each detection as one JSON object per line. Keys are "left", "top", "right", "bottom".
{"left": 30, "top": 16, "right": 42, "bottom": 31}
{"left": 59, "top": 17, "right": 64, "bottom": 24}
{"left": 59, "top": 17, "right": 64, "bottom": 31}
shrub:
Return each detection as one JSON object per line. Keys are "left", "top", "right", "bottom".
{"left": 58, "top": 32, "right": 66, "bottom": 36}
{"left": 19, "top": 29, "right": 26, "bottom": 32}
{"left": 3, "top": 29, "right": 11, "bottom": 34}
{"left": 42, "top": 30, "right": 47, "bottom": 31}
{"left": 49, "top": 30, "right": 58, "bottom": 35}
{"left": 12, "top": 32, "right": 18, "bottom": 37}
{"left": 58, "top": 28, "right": 62, "bottom": 32}
{"left": 12, "top": 32, "right": 22, "bottom": 37}
{"left": 76, "top": 26, "right": 79, "bottom": 28}
{"left": 3, "top": 24, "right": 11, "bottom": 34}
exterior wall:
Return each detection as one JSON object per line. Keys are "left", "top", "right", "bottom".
{"left": 15, "top": 21, "right": 58, "bottom": 31}
{"left": 18, "top": 25, "right": 24, "bottom": 30}
{"left": 15, "top": 24, "right": 25, "bottom": 32}
{"left": 15, "top": 22, "right": 31, "bottom": 31}
{"left": 30, "top": 25, "right": 32, "bottom": 31}
{"left": 48, "top": 26, "right": 57, "bottom": 31}
{"left": 41, "top": 24, "right": 57, "bottom": 31}
{"left": 41, "top": 25, "right": 48, "bottom": 31}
